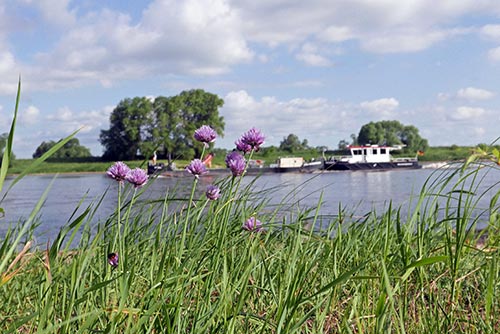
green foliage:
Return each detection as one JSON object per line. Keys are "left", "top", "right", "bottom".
{"left": 100, "top": 97, "right": 153, "bottom": 161}
{"left": 357, "top": 120, "right": 428, "bottom": 153}
{"left": 100, "top": 90, "right": 224, "bottom": 162}
{"left": 32, "top": 138, "right": 92, "bottom": 159}
{"left": 419, "top": 146, "right": 472, "bottom": 161}
{"left": 279, "top": 133, "right": 309, "bottom": 153}
{"left": 337, "top": 139, "right": 349, "bottom": 150}
{"left": 0, "top": 133, "right": 15, "bottom": 166}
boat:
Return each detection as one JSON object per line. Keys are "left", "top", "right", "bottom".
{"left": 323, "top": 145, "right": 421, "bottom": 171}
{"left": 147, "top": 156, "right": 323, "bottom": 176}
{"left": 269, "top": 157, "right": 323, "bottom": 173}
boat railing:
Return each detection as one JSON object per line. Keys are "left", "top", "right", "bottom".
{"left": 392, "top": 157, "right": 418, "bottom": 162}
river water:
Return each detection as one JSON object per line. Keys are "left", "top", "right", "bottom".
{"left": 0, "top": 164, "right": 499, "bottom": 246}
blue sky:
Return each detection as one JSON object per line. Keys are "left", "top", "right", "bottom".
{"left": 1, "top": 0, "right": 500, "bottom": 158}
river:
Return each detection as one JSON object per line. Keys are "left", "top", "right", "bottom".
{"left": 0, "top": 164, "right": 499, "bottom": 246}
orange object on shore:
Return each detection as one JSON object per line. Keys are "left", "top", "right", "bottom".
{"left": 202, "top": 153, "right": 214, "bottom": 168}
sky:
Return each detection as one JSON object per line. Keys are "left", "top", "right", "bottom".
{"left": 1, "top": 0, "right": 500, "bottom": 158}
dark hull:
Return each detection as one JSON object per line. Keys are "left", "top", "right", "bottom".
{"left": 324, "top": 160, "right": 421, "bottom": 171}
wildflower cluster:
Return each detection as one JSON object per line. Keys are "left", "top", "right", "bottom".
{"left": 225, "top": 151, "right": 246, "bottom": 177}
{"left": 226, "top": 127, "right": 265, "bottom": 176}
{"left": 205, "top": 185, "right": 221, "bottom": 200}
{"left": 186, "top": 159, "right": 207, "bottom": 179}
{"left": 235, "top": 127, "right": 265, "bottom": 153}
{"left": 107, "top": 162, "right": 148, "bottom": 188}
{"left": 107, "top": 252, "right": 119, "bottom": 268}
{"left": 242, "top": 217, "right": 264, "bottom": 232}
{"left": 194, "top": 125, "right": 217, "bottom": 146}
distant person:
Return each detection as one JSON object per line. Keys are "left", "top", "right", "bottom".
{"left": 151, "top": 151, "right": 157, "bottom": 165}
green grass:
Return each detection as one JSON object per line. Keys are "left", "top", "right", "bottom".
{"left": 7, "top": 159, "right": 148, "bottom": 175}
{"left": 0, "top": 158, "right": 499, "bottom": 333}
{"left": 1, "top": 82, "right": 500, "bottom": 333}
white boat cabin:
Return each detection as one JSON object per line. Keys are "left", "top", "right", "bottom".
{"left": 270, "top": 157, "right": 305, "bottom": 168}
{"left": 339, "top": 145, "right": 402, "bottom": 163}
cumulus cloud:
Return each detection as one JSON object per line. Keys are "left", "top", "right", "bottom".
{"left": 318, "top": 25, "right": 355, "bottom": 43}
{"left": 21, "top": 0, "right": 76, "bottom": 27}
{"left": 457, "top": 87, "right": 495, "bottom": 100}
{"left": 295, "top": 43, "right": 332, "bottom": 66}
{"left": 360, "top": 98, "right": 399, "bottom": 115}
{"left": 20, "top": 105, "right": 40, "bottom": 126}
{"left": 221, "top": 90, "right": 348, "bottom": 148}
{"left": 449, "top": 106, "right": 485, "bottom": 121}
{"left": 1, "top": 0, "right": 499, "bottom": 93}
{"left": 487, "top": 46, "right": 500, "bottom": 62}
{"left": 480, "top": 24, "right": 500, "bottom": 40}
{"left": 14, "top": 0, "right": 254, "bottom": 91}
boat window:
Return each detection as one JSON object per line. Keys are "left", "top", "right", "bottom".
{"left": 363, "top": 149, "right": 367, "bottom": 155}
{"left": 380, "top": 148, "right": 386, "bottom": 154}
{"left": 353, "top": 149, "right": 361, "bottom": 155}
{"left": 373, "top": 149, "right": 378, "bottom": 155}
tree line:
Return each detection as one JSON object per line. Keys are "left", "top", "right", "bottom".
{"left": 25, "top": 89, "right": 431, "bottom": 162}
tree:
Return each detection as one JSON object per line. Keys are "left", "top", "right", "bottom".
{"left": 100, "top": 90, "right": 225, "bottom": 162}
{"left": 279, "top": 134, "right": 309, "bottom": 153}
{"left": 100, "top": 97, "right": 153, "bottom": 160}
{"left": 0, "top": 132, "right": 15, "bottom": 165}
{"left": 33, "top": 138, "right": 92, "bottom": 159}
{"left": 357, "top": 120, "right": 428, "bottom": 153}
{"left": 338, "top": 139, "right": 349, "bottom": 150}
{"left": 173, "top": 89, "right": 225, "bottom": 159}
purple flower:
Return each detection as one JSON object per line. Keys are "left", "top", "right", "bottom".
{"left": 238, "top": 127, "right": 265, "bottom": 152}
{"left": 125, "top": 168, "right": 148, "bottom": 188}
{"left": 225, "top": 151, "right": 246, "bottom": 177}
{"left": 235, "top": 138, "right": 252, "bottom": 154}
{"left": 106, "top": 162, "right": 131, "bottom": 183}
{"left": 108, "top": 252, "right": 119, "bottom": 268}
{"left": 194, "top": 125, "right": 217, "bottom": 145}
{"left": 186, "top": 159, "right": 207, "bottom": 178}
{"left": 206, "top": 184, "right": 221, "bottom": 200}
{"left": 242, "top": 217, "right": 263, "bottom": 232}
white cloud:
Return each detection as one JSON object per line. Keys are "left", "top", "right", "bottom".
{"left": 221, "top": 90, "right": 356, "bottom": 149}
{"left": 20, "top": 105, "right": 40, "bottom": 125}
{"left": 480, "top": 24, "right": 500, "bottom": 40}
{"left": 2, "top": 0, "right": 498, "bottom": 94}
{"left": 47, "top": 106, "right": 73, "bottom": 122}
{"left": 487, "top": 46, "right": 500, "bottom": 61}
{"left": 0, "top": 51, "right": 15, "bottom": 73}
{"left": 296, "top": 43, "right": 332, "bottom": 66}
{"left": 437, "top": 92, "right": 451, "bottom": 101}
{"left": 457, "top": 87, "right": 495, "bottom": 100}
{"left": 360, "top": 98, "right": 399, "bottom": 114}
{"left": 361, "top": 28, "right": 467, "bottom": 53}
{"left": 43, "top": 105, "right": 111, "bottom": 135}
{"left": 449, "top": 106, "right": 485, "bottom": 120}
{"left": 22, "top": 0, "right": 76, "bottom": 27}
{"left": 474, "top": 127, "right": 486, "bottom": 136}
{"left": 16, "top": 0, "right": 254, "bottom": 91}
{"left": 318, "top": 25, "right": 355, "bottom": 43}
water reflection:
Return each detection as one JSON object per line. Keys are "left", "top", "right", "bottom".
{"left": 0, "top": 166, "right": 498, "bottom": 245}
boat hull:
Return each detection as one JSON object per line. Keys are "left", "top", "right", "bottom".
{"left": 273, "top": 161, "right": 323, "bottom": 173}
{"left": 324, "top": 160, "right": 421, "bottom": 171}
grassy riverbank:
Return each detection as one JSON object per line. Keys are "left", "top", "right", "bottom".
{"left": 2, "top": 82, "right": 499, "bottom": 332}
{"left": 1, "top": 158, "right": 499, "bottom": 333}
